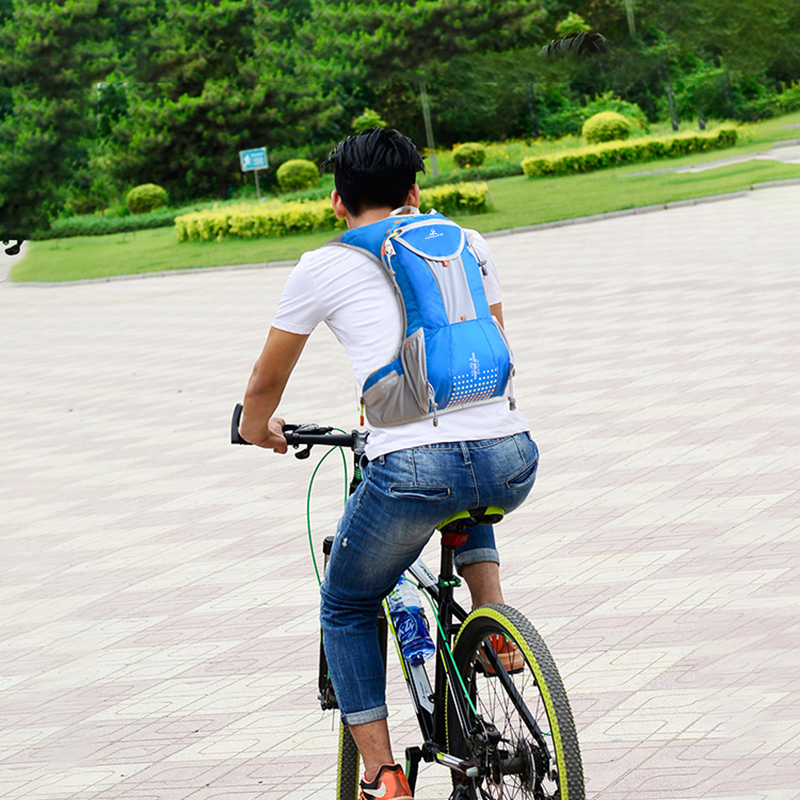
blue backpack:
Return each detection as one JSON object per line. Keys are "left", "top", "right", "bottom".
{"left": 328, "top": 208, "right": 516, "bottom": 427}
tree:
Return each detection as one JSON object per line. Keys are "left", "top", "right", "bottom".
{"left": 305, "top": 0, "right": 547, "bottom": 81}
{"left": 0, "top": 0, "right": 118, "bottom": 237}
{"left": 101, "top": 0, "right": 341, "bottom": 199}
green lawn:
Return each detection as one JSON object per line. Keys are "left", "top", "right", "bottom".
{"left": 12, "top": 113, "right": 800, "bottom": 283}
{"left": 11, "top": 227, "right": 335, "bottom": 282}
{"left": 450, "top": 158, "right": 800, "bottom": 233}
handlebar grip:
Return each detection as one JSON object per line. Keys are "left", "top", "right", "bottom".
{"left": 231, "top": 403, "right": 252, "bottom": 445}
{"left": 230, "top": 403, "right": 357, "bottom": 451}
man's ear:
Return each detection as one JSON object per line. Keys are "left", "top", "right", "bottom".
{"left": 331, "top": 189, "right": 348, "bottom": 220}
{"left": 406, "top": 183, "right": 421, "bottom": 209}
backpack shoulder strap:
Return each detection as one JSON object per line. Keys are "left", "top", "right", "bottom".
{"left": 323, "top": 217, "right": 393, "bottom": 267}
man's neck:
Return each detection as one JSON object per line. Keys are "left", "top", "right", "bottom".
{"left": 347, "top": 206, "right": 420, "bottom": 229}
{"left": 346, "top": 207, "right": 394, "bottom": 230}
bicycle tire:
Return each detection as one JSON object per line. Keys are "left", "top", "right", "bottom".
{"left": 447, "top": 604, "right": 584, "bottom": 800}
{"left": 337, "top": 720, "right": 360, "bottom": 800}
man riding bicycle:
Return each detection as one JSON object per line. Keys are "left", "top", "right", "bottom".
{"left": 238, "top": 128, "right": 538, "bottom": 800}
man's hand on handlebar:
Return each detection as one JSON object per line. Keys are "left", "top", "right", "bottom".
{"left": 239, "top": 415, "right": 289, "bottom": 453}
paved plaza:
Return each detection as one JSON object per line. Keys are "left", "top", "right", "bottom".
{"left": 1, "top": 185, "right": 798, "bottom": 800}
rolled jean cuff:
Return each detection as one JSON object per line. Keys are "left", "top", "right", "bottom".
{"left": 341, "top": 704, "right": 388, "bottom": 726}
{"left": 454, "top": 547, "right": 500, "bottom": 573}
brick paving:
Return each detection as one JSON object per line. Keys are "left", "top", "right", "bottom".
{"left": 1, "top": 185, "right": 798, "bottom": 800}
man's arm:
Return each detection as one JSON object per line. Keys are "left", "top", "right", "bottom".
{"left": 239, "top": 327, "right": 310, "bottom": 451}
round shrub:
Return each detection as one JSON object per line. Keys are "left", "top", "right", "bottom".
{"left": 276, "top": 159, "right": 320, "bottom": 193}
{"left": 556, "top": 11, "right": 590, "bottom": 37}
{"left": 582, "top": 111, "right": 633, "bottom": 144}
{"left": 125, "top": 183, "right": 168, "bottom": 214}
{"left": 452, "top": 142, "right": 487, "bottom": 169}
{"left": 352, "top": 108, "right": 387, "bottom": 131}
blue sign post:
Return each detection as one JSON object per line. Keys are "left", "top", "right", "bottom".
{"left": 239, "top": 147, "right": 269, "bottom": 200}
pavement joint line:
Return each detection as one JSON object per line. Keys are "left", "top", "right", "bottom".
{"left": 8, "top": 180, "right": 800, "bottom": 288}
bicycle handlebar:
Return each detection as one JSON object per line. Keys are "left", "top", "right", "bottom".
{"left": 230, "top": 403, "right": 357, "bottom": 454}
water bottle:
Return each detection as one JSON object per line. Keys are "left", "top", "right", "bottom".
{"left": 387, "top": 575, "right": 436, "bottom": 666}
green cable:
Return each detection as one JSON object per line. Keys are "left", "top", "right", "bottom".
{"left": 300, "top": 435, "right": 475, "bottom": 715}
{"left": 306, "top": 444, "right": 350, "bottom": 585}
{"left": 420, "top": 582, "right": 477, "bottom": 716}
{"left": 331, "top": 429, "right": 351, "bottom": 504}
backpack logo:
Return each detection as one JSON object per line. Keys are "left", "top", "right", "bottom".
{"left": 470, "top": 353, "right": 480, "bottom": 378}
{"left": 425, "top": 228, "right": 443, "bottom": 240}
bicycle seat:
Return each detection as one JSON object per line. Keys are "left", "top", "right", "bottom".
{"left": 437, "top": 506, "right": 505, "bottom": 546}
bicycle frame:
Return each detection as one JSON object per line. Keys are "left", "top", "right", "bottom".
{"left": 399, "top": 547, "right": 479, "bottom": 786}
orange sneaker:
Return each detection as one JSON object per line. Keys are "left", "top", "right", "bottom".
{"left": 478, "top": 634, "right": 524, "bottom": 675}
{"left": 360, "top": 763, "right": 413, "bottom": 800}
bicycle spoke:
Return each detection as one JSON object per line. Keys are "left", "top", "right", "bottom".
{"left": 448, "top": 605, "right": 584, "bottom": 800}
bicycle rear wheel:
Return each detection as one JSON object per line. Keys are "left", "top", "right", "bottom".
{"left": 337, "top": 721, "right": 360, "bottom": 800}
{"left": 447, "top": 604, "right": 584, "bottom": 800}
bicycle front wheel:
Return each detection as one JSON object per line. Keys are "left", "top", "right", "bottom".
{"left": 448, "top": 604, "right": 584, "bottom": 800}
{"left": 336, "top": 721, "right": 360, "bottom": 800}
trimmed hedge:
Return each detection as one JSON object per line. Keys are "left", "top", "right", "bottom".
{"left": 424, "top": 161, "right": 523, "bottom": 186}
{"left": 521, "top": 127, "right": 738, "bottom": 178}
{"left": 175, "top": 200, "right": 342, "bottom": 242}
{"left": 37, "top": 209, "right": 178, "bottom": 239}
{"left": 175, "top": 182, "right": 490, "bottom": 242}
{"left": 419, "top": 182, "right": 490, "bottom": 216}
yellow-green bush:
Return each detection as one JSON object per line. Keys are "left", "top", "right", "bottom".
{"left": 175, "top": 183, "right": 490, "bottom": 242}
{"left": 276, "top": 159, "right": 320, "bottom": 192}
{"left": 125, "top": 183, "right": 168, "bottom": 214}
{"left": 582, "top": 111, "right": 632, "bottom": 144}
{"left": 521, "top": 127, "right": 737, "bottom": 178}
{"left": 175, "top": 199, "right": 343, "bottom": 242}
{"left": 452, "top": 142, "right": 487, "bottom": 169}
{"left": 419, "top": 182, "right": 490, "bottom": 216}
{"left": 352, "top": 108, "right": 387, "bottom": 131}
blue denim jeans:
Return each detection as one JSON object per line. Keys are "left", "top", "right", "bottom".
{"left": 319, "top": 432, "right": 538, "bottom": 725}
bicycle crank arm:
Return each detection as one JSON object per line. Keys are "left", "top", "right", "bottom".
{"left": 434, "top": 752, "right": 479, "bottom": 778}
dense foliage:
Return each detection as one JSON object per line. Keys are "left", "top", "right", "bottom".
{"left": 2, "top": 0, "right": 799, "bottom": 237}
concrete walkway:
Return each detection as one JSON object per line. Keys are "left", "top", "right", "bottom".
{"left": 1, "top": 185, "right": 798, "bottom": 800}
{"left": 626, "top": 137, "right": 800, "bottom": 176}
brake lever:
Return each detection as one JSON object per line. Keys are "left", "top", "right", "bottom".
{"left": 282, "top": 423, "right": 334, "bottom": 460}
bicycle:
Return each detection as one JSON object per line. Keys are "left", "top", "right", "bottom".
{"left": 231, "top": 404, "right": 584, "bottom": 800}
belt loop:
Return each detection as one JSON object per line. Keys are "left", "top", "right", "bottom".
{"left": 460, "top": 441, "right": 472, "bottom": 466}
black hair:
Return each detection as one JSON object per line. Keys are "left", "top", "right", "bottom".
{"left": 321, "top": 127, "right": 426, "bottom": 216}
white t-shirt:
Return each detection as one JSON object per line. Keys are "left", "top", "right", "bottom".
{"left": 272, "top": 226, "right": 529, "bottom": 459}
